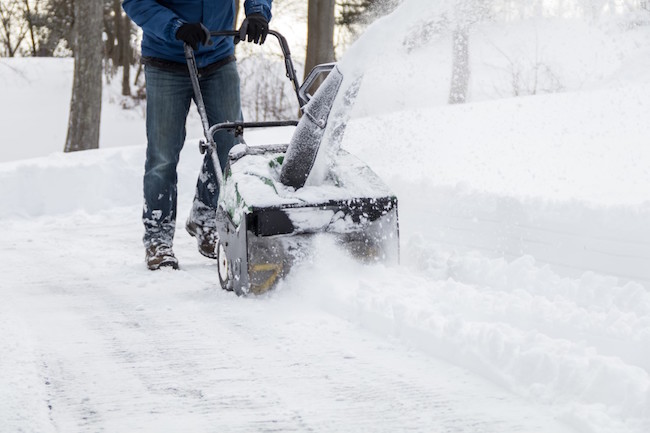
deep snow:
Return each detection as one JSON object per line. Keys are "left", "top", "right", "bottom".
{"left": 1, "top": 1, "right": 650, "bottom": 432}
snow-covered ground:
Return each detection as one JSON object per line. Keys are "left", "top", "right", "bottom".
{"left": 1, "top": 1, "right": 649, "bottom": 432}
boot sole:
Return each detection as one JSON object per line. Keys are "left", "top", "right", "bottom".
{"left": 147, "top": 258, "right": 179, "bottom": 270}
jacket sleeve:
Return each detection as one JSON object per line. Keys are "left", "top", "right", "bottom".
{"left": 122, "top": 0, "right": 184, "bottom": 42}
{"left": 244, "top": 0, "right": 273, "bottom": 22}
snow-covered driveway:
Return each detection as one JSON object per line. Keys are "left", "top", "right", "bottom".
{"left": 1, "top": 137, "right": 648, "bottom": 433}
{"left": 1, "top": 204, "right": 576, "bottom": 433}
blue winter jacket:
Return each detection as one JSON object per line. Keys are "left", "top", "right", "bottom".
{"left": 122, "top": 0, "right": 272, "bottom": 68}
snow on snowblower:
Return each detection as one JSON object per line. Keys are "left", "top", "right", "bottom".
{"left": 185, "top": 30, "right": 399, "bottom": 296}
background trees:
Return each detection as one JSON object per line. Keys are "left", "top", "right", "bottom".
{"left": 104, "top": 0, "right": 134, "bottom": 96}
{"left": 2, "top": 0, "right": 648, "bottom": 151}
{"left": 0, "top": 0, "right": 30, "bottom": 57}
{"left": 0, "top": 0, "right": 74, "bottom": 57}
{"left": 1, "top": 0, "right": 398, "bottom": 139}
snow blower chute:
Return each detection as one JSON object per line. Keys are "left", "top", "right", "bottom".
{"left": 185, "top": 30, "right": 399, "bottom": 295}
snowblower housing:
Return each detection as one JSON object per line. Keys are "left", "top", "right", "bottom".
{"left": 184, "top": 30, "right": 399, "bottom": 296}
{"left": 215, "top": 66, "right": 399, "bottom": 295}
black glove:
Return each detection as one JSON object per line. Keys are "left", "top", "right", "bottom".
{"left": 237, "top": 14, "right": 269, "bottom": 45}
{"left": 176, "top": 22, "right": 212, "bottom": 50}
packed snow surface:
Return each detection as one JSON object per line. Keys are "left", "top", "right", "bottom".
{"left": 1, "top": 1, "right": 650, "bottom": 432}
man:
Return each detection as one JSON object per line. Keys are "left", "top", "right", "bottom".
{"left": 122, "top": 0, "right": 273, "bottom": 270}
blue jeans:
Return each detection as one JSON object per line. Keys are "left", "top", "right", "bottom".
{"left": 143, "top": 62, "right": 241, "bottom": 247}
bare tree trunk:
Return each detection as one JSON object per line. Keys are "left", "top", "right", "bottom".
{"left": 134, "top": 62, "right": 143, "bottom": 86}
{"left": 304, "top": 0, "right": 336, "bottom": 79}
{"left": 112, "top": 0, "right": 122, "bottom": 64}
{"left": 121, "top": 14, "right": 132, "bottom": 96}
{"left": 449, "top": 25, "right": 470, "bottom": 104}
{"left": 114, "top": 0, "right": 132, "bottom": 96}
{"left": 23, "top": 0, "right": 38, "bottom": 56}
{"left": 65, "top": 0, "right": 103, "bottom": 153}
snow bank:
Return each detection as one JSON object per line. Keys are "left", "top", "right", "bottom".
{"left": 0, "top": 143, "right": 209, "bottom": 219}
{"left": 273, "top": 3, "right": 650, "bottom": 433}
{"left": 0, "top": 59, "right": 150, "bottom": 163}
{"left": 283, "top": 236, "right": 650, "bottom": 433}
{"left": 327, "top": 0, "right": 650, "bottom": 283}
{"left": 0, "top": 148, "right": 143, "bottom": 218}
{"left": 0, "top": 59, "right": 73, "bottom": 163}
{"left": 344, "top": 84, "right": 650, "bottom": 206}
{"left": 329, "top": 0, "right": 650, "bottom": 279}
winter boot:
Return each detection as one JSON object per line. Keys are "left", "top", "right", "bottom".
{"left": 186, "top": 219, "right": 219, "bottom": 259}
{"left": 145, "top": 243, "right": 179, "bottom": 270}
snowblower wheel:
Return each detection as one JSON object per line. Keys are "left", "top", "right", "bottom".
{"left": 217, "top": 241, "right": 232, "bottom": 291}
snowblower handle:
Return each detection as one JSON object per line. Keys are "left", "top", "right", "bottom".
{"left": 182, "top": 29, "right": 304, "bottom": 194}
{"left": 210, "top": 30, "right": 305, "bottom": 107}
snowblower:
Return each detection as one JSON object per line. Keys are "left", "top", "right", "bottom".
{"left": 185, "top": 30, "right": 399, "bottom": 296}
